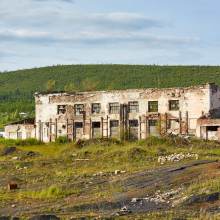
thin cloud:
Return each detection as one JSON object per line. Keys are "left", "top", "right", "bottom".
{"left": 0, "top": 29, "right": 201, "bottom": 49}
{"left": 0, "top": 12, "right": 170, "bottom": 31}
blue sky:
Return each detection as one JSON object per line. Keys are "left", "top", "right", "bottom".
{"left": 0, "top": 0, "right": 219, "bottom": 71}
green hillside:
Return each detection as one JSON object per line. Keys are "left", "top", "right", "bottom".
{"left": 0, "top": 64, "right": 220, "bottom": 128}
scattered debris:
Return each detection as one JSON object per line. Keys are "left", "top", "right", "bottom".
{"left": 8, "top": 183, "right": 18, "bottom": 190}
{"left": 75, "top": 139, "right": 82, "bottom": 146}
{"left": 115, "top": 206, "right": 132, "bottom": 216}
{"left": 131, "top": 198, "right": 141, "bottom": 203}
{"left": 158, "top": 153, "right": 199, "bottom": 163}
{"left": 115, "top": 170, "right": 121, "bottom": 175}
{"left": 93, "top": 172, "right": 103, "bottom": 177}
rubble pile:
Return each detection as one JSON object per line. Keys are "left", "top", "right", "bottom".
{"left": 131, "top": 188, "right": 182, "bottom": 204}
{"left": 158, "top": 152, "right": 199, "bottom": 163}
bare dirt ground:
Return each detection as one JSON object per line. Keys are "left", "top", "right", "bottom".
{"left": 1, "top": 155, "right": 220, "bottom": 219}
{"left": 1, "top": 140, "right": 220, "bottom": 219}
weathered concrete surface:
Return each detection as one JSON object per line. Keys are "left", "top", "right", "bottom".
{"left": 34, "top": 83, "right": 220, "bottom": 142}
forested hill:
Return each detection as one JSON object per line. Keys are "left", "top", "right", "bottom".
{"left": 0, "top": 64, "right": 220, "bottom": 128}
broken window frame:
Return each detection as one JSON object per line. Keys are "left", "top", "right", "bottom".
{"left": 92, "top": 103, "right": 101, "bottom": 114}
{"left": 74, "top": 104, "right": 84, "bottom": 115}
{"left": 75, "top": 122, "right": 83, "bottom": 128}
{"left": 17, "top": 132, "right": 22, "bottom": 139}
{"left": 57, "top": 105, "right": 66, "bottom": 114}
{"left": 109, "top": 102, "right": 119, "bottom": 114}
{"left": 169, "top": 100, "right": 179, "bottom": 111}
{"left": 169, "top": 119, "right": 178, "bottom": 129}
{"left": 26, "top": 132, "right": 31, "bottom": 138}
{"left": 93, "top": 122, "right": 101, "bottom": 128}
{"left": 129, "top": 120, "right": 138, "bottom": 127}
{"left": 149, "top": 120, "right": 157, "bottom": 126}
{"left": 129, "top": 101, "right": 139, "bottom": 113}
{"left": 148, "top": 101, "right": 158, "bottom": 112}
{"left": 110, "top": 120, "right": 119, "bottom": 127}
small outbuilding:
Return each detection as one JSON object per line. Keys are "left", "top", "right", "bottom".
{"left": 4, "top": 117, "right": 36, "bottom": 140}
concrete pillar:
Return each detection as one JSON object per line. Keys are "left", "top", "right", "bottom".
{"left": 39, "top": 120, "right": 41, "bottom": 141}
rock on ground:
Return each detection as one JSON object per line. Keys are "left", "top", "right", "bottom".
{"left": 1, "top": 147, "right": 17, "bottom": 156}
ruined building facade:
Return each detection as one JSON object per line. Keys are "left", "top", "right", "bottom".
{"left": 5, "top": 82, "right": 220, "bottom": 141}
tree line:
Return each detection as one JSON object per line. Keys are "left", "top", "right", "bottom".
{"left": 0, "top": 64, "right": 220, "bottom": 128}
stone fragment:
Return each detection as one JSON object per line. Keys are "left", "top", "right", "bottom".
{"left": 115, "top": 170, "right": 120, "bottom": 174}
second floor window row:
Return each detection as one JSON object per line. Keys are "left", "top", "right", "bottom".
{"left": 58, "top": 100, "right": 180, "bottom": 115}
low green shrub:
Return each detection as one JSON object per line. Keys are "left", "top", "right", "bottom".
{"left": 0, "top": 138, "right": 17, "bottom": 146}
{"left": 16, "top": 138, "right": 43, "bottom": 146}
{"left": 55, "top": 136, "right": 70, "bottom": 144}
{"left": 0, "top": 138, "right": 43, "bottom": 146}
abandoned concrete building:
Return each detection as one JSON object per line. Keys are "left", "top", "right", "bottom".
{"left": 4, "top": 82, "right": 220, "bottom": 142}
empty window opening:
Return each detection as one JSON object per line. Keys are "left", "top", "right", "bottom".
{"left": 93, "top": 122, "right": 100, "bottom": 128}
{"left": 129, "top": 101, "right": 139, "bottom": 113}
{"left": 26, "top": 132, "right": 31, "bottom": 138}
{"left": 44, "top": 128, "right": 48, "bottom": 137}
{"left": 169, "top": 100, "right": 179, "bottom": 111}
{"left": 148, "top": 101, "right": 158, "bottom": 112}
{"left": 110, "top": 120, "right": 119, "bottom": 127}
{"left": 17, "top": 132, "right": 22, "bottom": 139}
{"left": 58, "top": 105, "right": 66, "bottom": 114}
{"left": 75, "top": 104, "right": 83, "bottom": 115}
{"left": 149, "top": 120, "right": 157, "bottom": 126}
{"left": 9, "top": 132, "right": 16, "bottom": 139}
{"left": 169, "top": 119, "right": 179, "bottom": 129}
{"left": 75, "top": 122, "right": 83, "bottom": 128}
{"left": 92, "top": 103, "right": 101, "bottom": 114}
{"left": 129, "top": 120, "right": 138, "bottom": 127}
{"left": 207, "top": 126, "right": 219, "bottom": 131}
{"left": 109, "top": 102, "right": 119, "bottom": 114}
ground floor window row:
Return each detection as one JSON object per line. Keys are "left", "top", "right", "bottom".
{"left": 57, "top": 100, "right": 180, "bottom": 115}
{"left": 39, "top": 118, "right": 183, "bottom": 140}
{"left": 9, "top": 132, "right": 32, "bottom": 139}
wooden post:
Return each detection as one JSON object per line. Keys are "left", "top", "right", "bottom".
{"left": 90, "top": 118, "right": 92, "bottom": 138}
{"left": 146, "top": 116, "right": 149, "bottom": 136}
{"left": 186, "top": 111, "right": 188, "bottom": 135}
{"left": 49, "top": 118, "right": 52, "bottom": 142}
{"left": 67, "top": 118, "right": 68, "bottom": 139}
{"left": 165, "top": 113, "right": 168, "bottom": 133}
{"left": 139, "top": 116, "right": 141, "bottom": 139}
{"left": 179, "top": 111, "right": 181, "bottom": 134}
{"left": 55, "top": 119, "right": 57, "bottom": 139}
{"left": 72, "top": 120, "right": 74, "bottom": 141}
{"left": 42, "top": 122, "right": 43, "bottom": 142}
{"left": 101, "top": 117, "right": 103, "bottom": 138}
{"left": 106, "top": 115, "right": 108, "bottom": 138}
